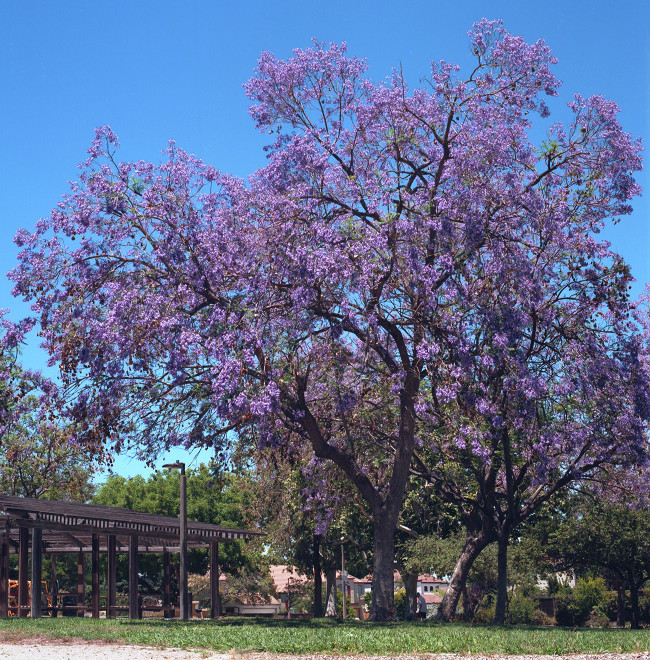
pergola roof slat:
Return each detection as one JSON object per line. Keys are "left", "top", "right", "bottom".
{"left": 0, "top": 494, "right": 263, "bottom": 554}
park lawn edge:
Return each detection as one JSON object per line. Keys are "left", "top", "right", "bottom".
{"left": 1, "top": 617, "right": 650, "bottom": 655}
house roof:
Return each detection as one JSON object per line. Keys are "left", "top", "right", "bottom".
{"left": 393, "top": 570, "right": 448, "bottom": 585}
{"left": 422, "top": 592, "right": 443, "bottom": 604}
{"left": 348, "top": 573, "right": 372, "bottom": 584}
{"left": 0, "top": 494, "right": 264, "bottom": 554}
{"left": 269, "top": 564, "right": 310, "bottom": 591}
{"left": 418, "top": 573, "right": 448, "bottom": 584}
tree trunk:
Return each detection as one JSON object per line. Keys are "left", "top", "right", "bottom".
{"left": 437, "top": 533, "right": 493, "bottom": 621}
{"left": 313, "top": 536, "right": 323, "bottom": 618}
{"left": 493, "top": 532, "right": 508, "bottom": 624}
{"left": 300, "top": 359, "right": 420, "bottom": 622}
{"left": 630, "top": 581, "right": 640, "bottom": 630}
{"left": 325, "top": 566, "right": 337, "bottom": 617}
{"left": 369, "top": 514, "right": 397, "bottom": 621}
{"left": 615, "top": 575, "right": 626, "bottom": 628}
{"left": 403, "top": 572, "right": 418, "bottom": 620}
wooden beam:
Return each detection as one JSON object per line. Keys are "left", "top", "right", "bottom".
{"left": 163, "top": 549, "right": 172, "bottom": 618}
{"left": 18, "top": 527, "right": 29, "bottom": 618}
{"left": 107, "top": 535, "right": 116, "bottom": 619}
{"left": 128, "top": 535, "right": 140, "bottom": 619}
{"left": 77, "top": 550, "right": 85, "bottom": 617}
{"left": 0, "top": 526, "right": 9, "bottom": 618}
{"left": 210, "top": 541, "right": 220, "bottom": 619}
{"left": 91, "top": 534, "right": 100, "bottom": 618}
{"left": 51, "top": 553, "right": 58, "bottom": 618}
{"left": 30, "top": 528, "right": 42, "bottom": 618}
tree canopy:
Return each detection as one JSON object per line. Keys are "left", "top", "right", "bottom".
{"left": 93, "top": 463, "right": 262, "bottom": 576}
{"left": 539, "top": 495, "right": 650, "bottom": 628}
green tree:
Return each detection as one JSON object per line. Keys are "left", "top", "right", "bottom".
{"left": 540, "top": 498, "right": 650, "bottom": 628}
{"left": 0, "top": 400, "right": 95, "bottom": 501}
{"left": 93, "top": 463, "right": 266, "bottom": 590}
{"left": 406, "top": 528, "right": 543, "bottom": 621}
{"left": 0, "top": 342, "right": 95, "bottom": 501}
{"left": 248, "top": 441, "right": 374, "bottom": 617}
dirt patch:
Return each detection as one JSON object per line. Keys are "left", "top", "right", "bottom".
{"left": 0, "top": 637, "right": 231, "bottom": 659}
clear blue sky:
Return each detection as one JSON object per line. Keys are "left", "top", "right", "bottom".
{"left": 1, "top": 0, "right": 649, "bottom": 481}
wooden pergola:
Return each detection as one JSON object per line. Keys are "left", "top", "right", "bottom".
{"left": 0, "top": 494, "right": 263, "bottom": 619}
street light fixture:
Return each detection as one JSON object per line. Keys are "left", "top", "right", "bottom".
{"left": 340, "top": 536, "right": 347, "bottom": 619}
{"left": 163, "top": 461, "right": 188, "bottom": 620}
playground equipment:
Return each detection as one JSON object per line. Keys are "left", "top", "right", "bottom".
{"left": 7, "top": 580, "right": 51, "bottom": 616}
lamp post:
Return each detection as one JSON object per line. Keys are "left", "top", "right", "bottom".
{"left": 340, "top": 537, "right": 347, "bottom": 619}
{"left": 163, "top": 461, "right": 188, "bottom": 620}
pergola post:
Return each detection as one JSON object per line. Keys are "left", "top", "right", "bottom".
{"left": 163, "top": 549, "right": 172, "bottom": 618}
{"left": 129, "top": 535, "right": 140, "bottom": 619}
{"left": 51, "top": 553, "right": 58, "bottom": 617}
{"left": 91, "top": 534, "right": 100, "bottom": 618}
{"left": 30, "top": 528, "right": 42, "bottom": 618}
{"left": 0, "top": 525, "right": 9, "bottom": 618}
{"left": 18, "top": 526, "right": 29, "bottom": 618}
{"left": 0, "top": 495, "right": 262, "bottom": 622}
{"left": 210, "top": 541, "right": 220, "bottom": 619}
{"left": 107, "top": 534, "right": 116, "bottom": 619}
{"left": 77, "top": 550, "right": 85, "bottom": 617}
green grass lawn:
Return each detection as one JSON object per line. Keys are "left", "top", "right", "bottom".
{"left": 1, "top": 617, "right": 650, "bottom": 655}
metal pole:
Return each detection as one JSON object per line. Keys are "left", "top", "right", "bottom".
{"left": 179, "top": 464, "right": 188, "bottom": 620}
{"left": 341, "top": 539, "right": 346, "bottom": 619}
{"left": 163, "top": 461, "right": 188, "bottom": 620}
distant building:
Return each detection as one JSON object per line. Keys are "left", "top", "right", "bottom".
{"left": 220, "top": 565, "right": 449, "bottom": 617}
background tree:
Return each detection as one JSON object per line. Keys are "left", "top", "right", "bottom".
{"left": 537, "top": 494, "right": 650, "bottom": 628}
{"left": 0, "top": 320, "right": 96, "bottom": 501}
{"left": 247, "top": 438, "right": 374, "bottom": 617}
{"left": 391, "top": 476, "right": 460, "bottom": 619}
{"left": 0, "top": 397, "right": 95, "bottom": 501}
{"left": 406, "top": 527, "right": 544, "bottom": 621}
{"left": 93, "top": 463, "right": 266, "bottom": 593}
{"left": 10, "top": 20, "right": 647, "bottom": 620}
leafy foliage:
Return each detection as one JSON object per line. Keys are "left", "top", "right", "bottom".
{"left": 93, "top": 464, "right": 266, "bottom": 589}
{"left": 0, "top": 324, "right": 96, "bottom": 501}
{"left": 537, "top": 495, "right": 650, "bottom": 628}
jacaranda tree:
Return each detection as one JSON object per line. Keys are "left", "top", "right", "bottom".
{"left": 415, "top": 255, "right": 650, "bottom": 623}
{"left": 10, "top": 20, "right": 648, "bottom": 620}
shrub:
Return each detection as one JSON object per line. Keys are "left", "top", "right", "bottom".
{"left": 574, "top": 577, "right": 607, "bottom": 623}
{"left": 394, "top": 588, "right": 407, "bottom": 620}
{"left": 509, "top": 592, "right": 537, "bottom": 624}
{"left": 555, "top": 578, "right": 608, "bottom": 627}
{"left": 586, "top": 613, "right": 611, "bottom": 628}
{"left": 530, "top": 609, "right": 555, "bottom": 626}
{"left": 555, "top": 591, "right": 582, "bottom": 626}
{"left": 333, "top": 589, "right": 357, "bottom": 619}
{"left": 604, "top": 590, "right": 619, "bottom": 622}
{"left": 639, "top": 589, "right": 650, "bottom": 623}
{"left": 473, "top": 607, "right": 495, "bottom": 623}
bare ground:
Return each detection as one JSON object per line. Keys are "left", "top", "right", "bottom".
{"left": 2, "top": 638, "right": 650, "bottom": 660}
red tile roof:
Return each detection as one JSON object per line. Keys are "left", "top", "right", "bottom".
{"left": 422, "top": 592, "right": 443, "bottom": 604}
{"left": 269, "top": 564, "right": 310, "bottom": 591}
